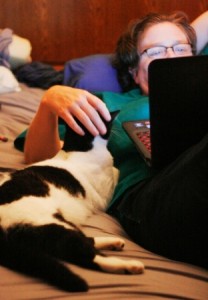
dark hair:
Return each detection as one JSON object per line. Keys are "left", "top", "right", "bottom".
{"left": 113, "top": 11, "right": 197, "bottom": 92}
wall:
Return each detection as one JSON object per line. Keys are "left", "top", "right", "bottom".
{"left": 0, "top": 0, "right": 207, "bottom": 64}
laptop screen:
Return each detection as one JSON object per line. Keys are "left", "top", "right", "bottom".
{"left": 147, "top": 55, "right": 208, "bottom": 169}
{"left": 123, "top": 56, "right": 208, "bottom": 169}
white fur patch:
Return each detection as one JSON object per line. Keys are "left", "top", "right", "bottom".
{"left": 0, "top": 136, "right": 119, "bottom": 230}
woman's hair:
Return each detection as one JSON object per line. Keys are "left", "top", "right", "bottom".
{"left": 113, "top": 11, "right": 197, "bottom": 92}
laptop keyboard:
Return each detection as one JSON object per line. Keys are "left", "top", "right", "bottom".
{"left": 136, "top": 131, "right": 151, "bottom": 153}
{"left": 134, "top": 121, "right": 151, "bottom": 153}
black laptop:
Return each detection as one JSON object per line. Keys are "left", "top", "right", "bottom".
{"left": 122, "top": 55, "right": 208, "bottom": 169}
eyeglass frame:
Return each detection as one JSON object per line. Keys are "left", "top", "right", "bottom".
{"left": 139, "top": 43, "right": 193, "bottom": 59}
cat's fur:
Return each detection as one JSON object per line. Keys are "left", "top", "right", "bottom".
{"left": 0, "top": 119, "right": 144, "bottom": 292}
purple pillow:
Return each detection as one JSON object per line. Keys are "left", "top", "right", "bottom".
{"left": 63, "top": 54, "right": 122, "bottom": 92}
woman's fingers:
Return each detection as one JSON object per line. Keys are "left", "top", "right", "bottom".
{"left": 42, "top": 86, "right": 111, "bottom": 136}
{"left": 62, "top": 102, "right": 108, "bottom": 136}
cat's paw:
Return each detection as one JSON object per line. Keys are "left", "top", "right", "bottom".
{"left": 124, "top": 259, "right": 145, "bottom": 274}
{"left": 94, "top": 255, "right": 144, "bottom": 274}
{"left": 94, "top": 236, "right": 125, "bottom": 251}
{"left": 107, "top": 237, "right": 125, "bottom": 251}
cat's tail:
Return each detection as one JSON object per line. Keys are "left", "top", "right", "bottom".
{"left": 0, "top": 228, "right": 88, "bottom": 292}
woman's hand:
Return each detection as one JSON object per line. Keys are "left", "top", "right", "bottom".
{"left": 42, "top": 85, "right": 111, "bottom": 136}
{"left": 24, "top": 86, "right": 111, "bottom": 164}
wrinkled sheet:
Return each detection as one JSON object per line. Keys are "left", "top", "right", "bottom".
{"left": 0, "top": 84, "right": 208, "bottom": 299}
{"left": 0, "top": 83, "right": 44, "bottom": 169}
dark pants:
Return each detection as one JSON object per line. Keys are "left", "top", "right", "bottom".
{"left": 111, "top": 134, "right": 208, "bottom": 268}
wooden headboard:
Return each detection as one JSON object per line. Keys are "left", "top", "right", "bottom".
{"left": 0, "top": 0, "right": 207, "bottom": 65}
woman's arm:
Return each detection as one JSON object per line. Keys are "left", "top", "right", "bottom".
{"left": 191, "top": 11, "right": 208, "bottom": 53}
{"left": 24, "top": 85, "right": 111, "bottom": 164}
{"left": 24, "top": 98, "right": 61, "bottom": 164}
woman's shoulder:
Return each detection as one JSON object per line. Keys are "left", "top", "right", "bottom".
{"left": 95, "top": 88, "right": 146, "bottom": 112}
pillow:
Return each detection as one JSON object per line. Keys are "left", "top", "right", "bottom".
{"left": 63, "top": 54, "right": 122, "bottom": 93}
{"left": 8, "top": 34, "right": 32, "bottom": 69}
{"left": 0, "top": 66, "right": 21, "bottom": 94}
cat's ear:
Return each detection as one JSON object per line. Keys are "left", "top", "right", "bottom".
{"left": 101, "top": 110, "right": 119, "bottom": 140}
{"left": 110, "top": 110, "right": 119, "bottom": 121}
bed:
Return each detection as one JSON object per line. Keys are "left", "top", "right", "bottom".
{"left": 1, "top": 54, "right": 208, "bottom": 299}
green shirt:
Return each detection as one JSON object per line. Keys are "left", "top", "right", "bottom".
{"left": 14, "top": 89, "right": 153, "bottom": 210}
{"left": 96, "top": 89, "right": 153, "bottom": 210}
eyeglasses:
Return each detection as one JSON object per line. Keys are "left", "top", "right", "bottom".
{"left": 140, "top": 43, "right": 193, "bottom": 59}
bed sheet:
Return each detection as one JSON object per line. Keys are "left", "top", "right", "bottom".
{"left": 0, "top": 83, "right": 208, "bottom": 299}
{"left": 0, "top": 212, "right": 208, "bottom": 299}
{"left": 0, "top": 83, "right": 44, "bottom": 169}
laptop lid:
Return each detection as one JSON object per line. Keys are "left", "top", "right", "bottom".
{"left": 123, "top": 55, "right": 208, "bottom": 169}
{"left": 149, "top": 55, "right": 208, "bottom": 169}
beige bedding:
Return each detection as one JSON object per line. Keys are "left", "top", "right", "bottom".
{"left": 0, "top": 84, "right": 208, "bottom": 299}
{"left": 0, "top": 84, "right": 44, "bottom": 169}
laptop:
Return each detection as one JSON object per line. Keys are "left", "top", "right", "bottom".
{"left": 122, "top": 55, "right": 208, "bottom": 169}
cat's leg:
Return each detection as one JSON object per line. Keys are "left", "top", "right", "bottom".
{"left": 93, "top": 255, "right": 144, "bottom": 274}
{"left": 23, "top": 224, "right": 144, "bottom": 275}
{"left": 1, "top": 224, "right": 89, "bottom": 292}
{"left": 94, "top": 236, "right": 125, "bottom": 251}
{"left": 33, "top": 224, "right": 102, "bottom": 272}
{"left": 93, "top": 237, "right": 144, "bottom": 274}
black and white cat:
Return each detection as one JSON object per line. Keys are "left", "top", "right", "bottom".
{"left": 0, "top": 118, "right": 144, "bottom": 292}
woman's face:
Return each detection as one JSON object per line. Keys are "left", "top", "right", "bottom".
{"left": 133, "top": 22, "right": 193, "bottom": 95}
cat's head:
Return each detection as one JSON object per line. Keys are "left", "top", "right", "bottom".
{"left": 61, "top": 111, "right": 118, "bottom": 152}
